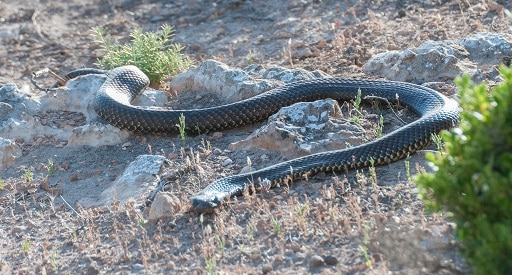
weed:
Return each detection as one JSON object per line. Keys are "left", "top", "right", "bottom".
{"left": 354, "top": 88, "right": 362, "bottom": 111}
{"left": 50, "top": 250, "right": 58, "bottom": 271}
{"left": 24, "top": 168, "right": 33, "bottom": 182}
{"left": 359, "top": 223, "right": 373, "bottom": 268}
{"left": 271, "top": 217, "right": 282, "bottom": 235}
{"left": 404, "top": 154, "right": 411, "bottom": 182}
{"left": 21, "top": 237, "right": 31, "bottom": 254}
{"left": 431, "top": 133, "right": 443, "bottom": 152}
{"left": 47, "top": 159, "right": 56, "bottom": 177}
{"left": 368, "top": 157, "right": 377, "bottom": 187}
{"left": 376, "top": 114, "right": 384, "bottom": 138}
{"left": 92, "top": 24, "right": 193, "bottom": 84}
{"left": 0, "top": 179, "right": 4, "bottom": 190}
{"left": 246, "top": 52, "right": 254, "bottom": 64}
{"left": 359, "top": 244, "right": 373, "bottom": 269}
{"left": 349, "top": 89, "right": 363, "bottom": 124}
{"left": 178, "top": 113, "right": 186, "bottom": 147}
{"left": 215, "top": 235, "right": 225, "bottom": 255}
{"left": 205, "top": 256, "right": 217, "bottom": 274}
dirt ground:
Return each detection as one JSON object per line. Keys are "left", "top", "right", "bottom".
{"left": 1, "top": 0, "right": 511, "bottom": 274}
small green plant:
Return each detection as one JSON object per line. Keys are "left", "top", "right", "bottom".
{"left": 354, "top": 88, "right": 362, "bottom": 111}
{"left": 24, "top": 168, "right": 33, "bottom": 182}
{"left": 92, "top": 24, "right": 193, "bottom": 84}
{"left": 205, "top": 256, "right": 216, "bottom": 274}
{"left": 0, "top": 179, "right": 4, "bottom": 190}
{"left": 21, "top": 237, "right": 31, "bottom": 254}
{"left": 50, "top": 250, "right": 58, "bottom": 271}
{"left": 178, "top": 113, "right": 186, "bottom": 147}
{"left": 360, "top": 223, "right": 373, "bottom": 268}
{"left": 376, "top": 114, "right": 384, "bottom": 138}
{"left": 47, "top": 159, "right": 56, "bottom": 177}
{"left": 215, "top": 235, "right": 225, "bottom": 255}
{"left": 416, "top": 66, "right": 512, "bottom": 274}
{"left": 430, "top": 133, "right": 444, "bottom": 152}
{"left": 404, "top": 155, "right": 411, "bottom": 182}
{"left": 350, "top": 89, "right": 363, "bottom": 124}
{"left": 368, "top": 157, "right": 377, "bottom": 187}
{"left": 359, "top": 244, "right": 373, "bottom": 269}
{"left": 270, "top": 217, "right": 282, "bottom": 235}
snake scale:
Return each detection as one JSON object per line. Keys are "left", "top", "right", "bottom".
{"left": 68, "top": 65, "right": 460, "bottom": 212}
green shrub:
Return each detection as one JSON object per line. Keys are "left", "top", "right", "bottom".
{"left": 416, "top": 65, "right": 512, "bottom": 274}
{"left": 92, "top": 25, "right": 193, "bottom": 84}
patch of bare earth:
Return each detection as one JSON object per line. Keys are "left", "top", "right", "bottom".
{"left": 1, "top": 0, "right": 511, "bottom": 273}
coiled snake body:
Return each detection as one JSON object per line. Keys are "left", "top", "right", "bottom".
{"left": 69, "top": 65, "right": 459, "bottom": 212}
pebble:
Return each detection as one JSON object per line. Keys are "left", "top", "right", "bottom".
{"left": 133, "top": 263, "right": 144, "bottom": 270}
{"left": 222, "top": 158, "right": 233, "bottom": 166}
{"left": 261, "top": 264, "right": 273, "bottom": 274}
{"left": 308, "top": 254, "right": 325, "bottom": 267}
{"left": 323, "top": 255, "right": 338, "bottom": 266}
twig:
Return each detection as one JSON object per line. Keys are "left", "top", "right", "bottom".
{"left": 364, "top": 95, "right": 407, "bottom": 125}
{"left": 59, "top": 194, "right": 84, "bottom": 219}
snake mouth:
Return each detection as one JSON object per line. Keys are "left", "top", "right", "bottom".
{"left": 190, "top": 193, "right": 222, "bottom": 212}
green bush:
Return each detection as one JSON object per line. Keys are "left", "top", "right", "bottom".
{"left": 416, "top": 65, "right": 512, "bottom": 274}
{"left": 92, "top": 25, "right": 193, "bottom": 84}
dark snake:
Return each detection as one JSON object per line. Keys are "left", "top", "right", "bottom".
{"left": 68, "top": 65, "right": 460, "bottom": 212}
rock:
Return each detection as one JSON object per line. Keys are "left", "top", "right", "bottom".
{"left": 78, "top": 155, "right": 166, "bottom": 208}
{"left": 170, "top": 59, "right": 329, "bottom": 102}
{"left": 229, "top": 99, "right": 365, "bottom": 158}
{"left": 0, "top": 102, "right": 13, "bottom": 122}
{"left": 131, "top": 87, "right": 168, "bottom": 107}
{"left": 308, "top": 254, "right": 325, "bottom": 267}
{"left": 222, "top": 158, "right": 233, "bottom": 166}
{"left": 67, "top": 124, "right": 130, "bottom": 147}
{"left": 363, "top": 32, "right": 512, "bottom": 83}
{"left": 261, "top": 264, "right": 273, "bottom": 274}
{"left": 0, "top": 137, "right": 22, "bottom": 169}
{"left": 0, "top": 72, "right": 167, "bottom": 148}
{"left": 323, "top": 255, "right": 338, "bottom": 266}
{"left": 148, "top": 192, "right": 181, "bottom": 222}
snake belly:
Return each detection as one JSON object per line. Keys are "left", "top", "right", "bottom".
{"left": 73, "top": 65, "right": 460, "bottom": 212}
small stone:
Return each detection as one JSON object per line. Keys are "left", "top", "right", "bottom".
{"left": 261, "top": 264, "right": 273, "bottom": 274}
{"left": 167, "top": 153, "right": 178, "bottom": 159}
{"left": 149, "top": 192, "right": 181, "bottom": 222}
{"left": 222, "top": 158, "right": 233, "bottom": 166}
{"left": 133, "top": 263, "right": 144, "bottom": 270}
{"left": 85, "top": 265, "right": 100, "bottom": 275}
{"left": 323, "top": 255, "right": 338, "bottom": 266}
{"left": 308, "top": 255, "right": 325, "bottom": 267}
{"left": 122, "top": 142, "right": 133, "bottom": 148}
{"left": 260, "top": 154, "right": 269, "bottom": 161}
{"left": 211, "top": 132, "right": 223, "bottom": 139}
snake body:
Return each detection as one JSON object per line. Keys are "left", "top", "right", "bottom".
{"left": 69, "top": 65, "right": 459, "bottom": 212}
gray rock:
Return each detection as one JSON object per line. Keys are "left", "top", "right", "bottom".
{"left": 363, "top": 32, "right": 512, "bottom": 83}
{"left": 0, "top": 72, "right": 166, "bottom": 147}
{"left": 170, "top": 59, "right": 329, "bottom": 102}
{"left": 308, "top": 254, "right": 325, "bottom": 267}
{"left": 0, "top": 102, "right": 13, "bottom": 122}
{"left": 148, "top": 192, "right": 181, "bottom": 222}
{"left": 229, "top": 99, "right": 365, "bottom": 159}
{"left": 78, "top": 155, "right": 166, "bottom": 208}
{"left": 0, "top": 137, "right": 22, "bottom": 169}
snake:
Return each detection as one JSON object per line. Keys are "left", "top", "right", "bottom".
{"left": 67, "top": 65, "right": 460, "bottom": 212}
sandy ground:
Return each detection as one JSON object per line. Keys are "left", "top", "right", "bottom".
{"left": 1, "top": 0, "right": 511, "bottom": 274}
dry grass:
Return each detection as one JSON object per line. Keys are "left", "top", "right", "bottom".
{"left": 2, "top": 0, "right": 510, "bottom": 273}
{"left": 0, "top": 102, "right": 467, "bottom": 274}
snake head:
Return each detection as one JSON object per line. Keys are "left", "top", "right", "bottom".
{"left": 190, "top": 191, "right": 224, "bottom": 213}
